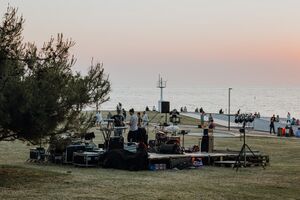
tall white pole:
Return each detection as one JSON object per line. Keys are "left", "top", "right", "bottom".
{"left": 157, "top": 74, "right": 166, "bottom": 113}
{"left": 160, "top": 77, "right": 163, "bottom": 102}
{"left": 228, "top": 88, "right": 232, "bottom": 131}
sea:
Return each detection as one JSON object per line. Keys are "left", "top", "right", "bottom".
{"left": 98, "top": 87, "right": 300, "bottom": 119}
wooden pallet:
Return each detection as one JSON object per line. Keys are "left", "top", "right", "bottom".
{"left": 214, "top": 155, "right": 269, "bottom": 168}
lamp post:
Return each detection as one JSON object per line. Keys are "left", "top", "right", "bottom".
{"left": 228, "top": 88, "right": 232, "bottom": 131}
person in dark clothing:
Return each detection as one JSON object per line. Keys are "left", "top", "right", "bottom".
{"left": 136, "top": 112, "right": 146, "bottom": 143}
{"left": 199, "top": 107, "right": 204, "bottom": 113}
{"left": 137, "top": 112, "right": 143, "bottom": 128}
{"left": 270, "top": 114, "right": 276, "bottom": 134}
{"left": 122, "top": 108, "right": 127, "bottom": 120}
{"left": 111, "top": 109, "right": 125, "bottom": 136}
{"left": 145, "top": 106, "right": 150, "bottom": 111}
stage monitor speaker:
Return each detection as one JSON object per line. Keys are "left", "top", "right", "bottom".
{"left": 161, "top": 101, "right": 170, "bottom": 113}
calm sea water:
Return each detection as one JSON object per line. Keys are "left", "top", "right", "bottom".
{"left": 99, "top": 87, "right": 300, "bottom": 119}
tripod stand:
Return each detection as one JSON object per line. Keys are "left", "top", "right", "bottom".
{"left": 234, "top": 121, "right": 257, "bottom": 171}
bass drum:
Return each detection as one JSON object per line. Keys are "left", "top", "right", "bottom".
{"left": 166, "top": 139, "right": 180, "bottom": 145}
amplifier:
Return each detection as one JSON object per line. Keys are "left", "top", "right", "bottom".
{"left": 65, "top": 145, "right": 86, "bottom": 163}
{"left": 30, "top": 148, "right": 45, "bottom": 160}
{"left": 73, "top": 152, "right": 99, "bottom": 167}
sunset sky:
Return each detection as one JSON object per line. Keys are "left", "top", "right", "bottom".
{"left": 1, "top": 0, "right": 300, "bottom": 87}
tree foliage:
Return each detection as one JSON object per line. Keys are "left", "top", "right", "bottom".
{"left": 0, "top": 7, "right": 111, "bottom": 144}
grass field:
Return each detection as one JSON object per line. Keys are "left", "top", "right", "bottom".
{"left": 1, "top": 112, "right": 300, "bottom": 200}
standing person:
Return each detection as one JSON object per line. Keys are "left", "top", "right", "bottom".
{"left": 141, "top": 111, "right": 149, "bottom": 145}
{"left": 127, "top": 108, "right": 138, "bottom": 142}
{"left": 95, "top": 111, "right": 103, "bottom": 127}
{"left": 208, "top": 114, "right": 213, "bottom": 122}
{"left": 137, "top": 112, "right": 143, "bottom": 128}
{"left": 111, "top": 109, "right": 125, "bottom": 136}
{"left": 287, "top": 112, "right": 291, "bottom": 124}
{"left": 184, "top": 106, "right": 187, "bottom": 112}
{"left": 270, "top": 114, "right": 276, "bottom": 134}
{"left": 107, "top": 112, "right": 112, "bottom": 119}
{"left": 208, "top": 119, "right": 215, "bottom": 129}
{"left": 122, "top": 108, "right": 127, "bottom": 120}
{"left": 200, "top": 107, "right": 204, "bottom": 114}
{"left": 117, "top": 102, "right": 122, "bottom": 111}
{"left": 291, "top": 118, "right": 296, "bottom": 125}
{"left": 276, "top": 115, "right": 280, "bottom": 122}
{"left": 200, "top": 112, "right": 205, "bottom": 127}
{"left": 152, "top": 106, "right": 156, "bottom": 111}
{"left": 142, "top": 111, "right": 149, "bottom": 128}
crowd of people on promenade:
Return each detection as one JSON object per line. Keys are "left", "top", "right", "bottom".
{"left": 269, "top": 112, "right": 300, "bottom": 137}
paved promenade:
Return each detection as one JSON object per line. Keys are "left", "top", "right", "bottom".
{"left": 181, "top": 112, "right": 299, "bottom": 135}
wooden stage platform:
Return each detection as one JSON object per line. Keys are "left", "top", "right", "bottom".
{"left": 148, "top": 151, "right": 269, "bottom": 167}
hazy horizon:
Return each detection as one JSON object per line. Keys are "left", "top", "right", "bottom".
{"left": 1, "top": 0, "right": 300, "bottom": 88}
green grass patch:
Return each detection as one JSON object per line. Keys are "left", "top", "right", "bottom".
{"left": 0, "top": 165, "right": 66, "bottom": 189}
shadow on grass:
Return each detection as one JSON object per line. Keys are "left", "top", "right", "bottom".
{"left": 0, "top": 165, "right": 67, "bottom": 189}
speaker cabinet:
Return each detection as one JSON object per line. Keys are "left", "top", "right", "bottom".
{"left": 203, "top": 128, "right": 209, "bottom": 136}
{"left": 201, "top": 136, "right": 214, "bottom": 153}
{"left": 160, "top": 101, "right": 170, "bottom": 113}
{"left": 108, "top": 136, "right": 124, "bottom": 150}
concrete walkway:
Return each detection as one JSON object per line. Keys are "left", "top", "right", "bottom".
{"left": 181, "top": 112, "right": 300, "bottom": 135}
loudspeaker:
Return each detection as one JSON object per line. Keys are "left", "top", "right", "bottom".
{"left": 161, "top": 101, "right": 170, "bottom": 113}
{"left": 109, "top": 136, "right": 124, "bottom": 150}
{"left": 201, "top": 136, "right": 214, "bottom": 153}
{"left": 203, "top": 129, "right": 209, "bottom": 136}
{"left": 201, "top": 136, "right": 209, "bottom": 152}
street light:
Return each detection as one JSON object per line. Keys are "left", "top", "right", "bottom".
{"left": 228, "top": 88, "right": 232, "bottom": 131}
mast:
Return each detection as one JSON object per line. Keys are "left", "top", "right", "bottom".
{"left": 157, "top": 74, "right": 166, "bottom": 112}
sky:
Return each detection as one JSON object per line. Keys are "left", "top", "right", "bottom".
{"left": 1, "top": 0, "right": 300, "bottom": 88}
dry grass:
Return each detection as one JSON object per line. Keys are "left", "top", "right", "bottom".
{"left": 0, "top": 113, "right": 300, "bottom": 200}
